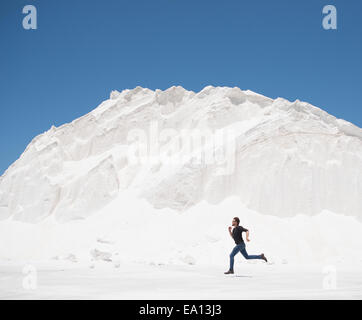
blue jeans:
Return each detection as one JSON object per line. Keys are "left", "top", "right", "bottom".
{"left": 229, "top": 243, "right": 263, "bottom": 271}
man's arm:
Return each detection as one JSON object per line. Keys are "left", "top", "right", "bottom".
{"left": 228, "top": 226, "right": 233, "bottom": 239}
{"left": 245, "top": 230, "right": 250, "bottom": 242}
{"left": 243, "top": 228, "right": 250, "bottom": 242}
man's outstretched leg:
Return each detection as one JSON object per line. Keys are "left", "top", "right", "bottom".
{"left": 239, "top": 243, "right": 267, "bottom": 262}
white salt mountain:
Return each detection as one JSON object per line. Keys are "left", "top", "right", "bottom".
{"left": 0, "top": 86, "right": 361, "bottom": 224}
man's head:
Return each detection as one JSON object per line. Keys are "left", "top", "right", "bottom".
{"left": 232, "top": 217, "right": 240, "bottom": 227}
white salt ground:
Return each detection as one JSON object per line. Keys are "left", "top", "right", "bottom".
{"left": 1, "top": 261, "right": 362, "bottom": 299}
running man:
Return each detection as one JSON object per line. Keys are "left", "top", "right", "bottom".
{"left": 224, "top": 217, "right": 267, "bottom": 274}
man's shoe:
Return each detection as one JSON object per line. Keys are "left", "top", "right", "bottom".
{"left": 261, "top": 253, "right": 268, "bottom": 262}
{"left": 224, "top": 270, "right": 234, "bottom": 274}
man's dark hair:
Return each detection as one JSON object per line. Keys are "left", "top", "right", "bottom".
{"left": 233, "top": 217, "right": 240, "bottom": 225}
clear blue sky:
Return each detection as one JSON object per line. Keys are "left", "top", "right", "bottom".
{"left": 1, "top": 0, "right": 361, "bottom": 175}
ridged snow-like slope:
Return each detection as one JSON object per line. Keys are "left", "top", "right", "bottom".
{"left": 0, "top": 86, "right": 361, "bottom": 223}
